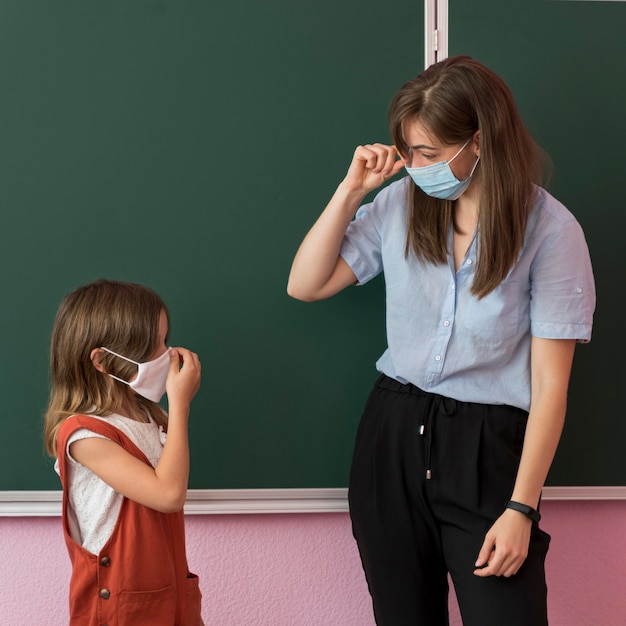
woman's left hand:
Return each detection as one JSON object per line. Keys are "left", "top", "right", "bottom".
{"left": 473, "top": 508, "right": 533, "bottom": 577}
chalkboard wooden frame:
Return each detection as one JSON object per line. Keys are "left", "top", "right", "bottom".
{"left": 1, "top": 486, "right": 625, "bottom": 517}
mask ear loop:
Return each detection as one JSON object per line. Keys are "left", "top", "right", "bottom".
{"left": 468, "top": 155, "right": 480, "bottom": 177}
{"left": 99, "top": 346, "right": 141, "bottom": 366}
{"left": 448, "top": 137, "right": 472, "bottom": 164}
{"left": 99, "top": 346, "right": 140, "bottom": 385}
{"left": 452, "top": 143, "right": 480, "bottom": 184}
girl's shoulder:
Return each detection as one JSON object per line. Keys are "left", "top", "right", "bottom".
{"left": 104, "top": 413, "right": 168, "bottom": 450}
{"left": 62, "top": 412, "right": 165, "bottom": 467}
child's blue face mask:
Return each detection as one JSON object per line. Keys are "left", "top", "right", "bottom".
{"left": 405, "top": 138, "right": 480, "bottom": 200}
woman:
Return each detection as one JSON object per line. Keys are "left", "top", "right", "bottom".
{"left": 287, "top": 56, "right": 595, "bottom": 625}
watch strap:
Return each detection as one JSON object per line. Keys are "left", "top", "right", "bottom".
{"left": 506, "top": 500, "right": 541, "bottom": 523}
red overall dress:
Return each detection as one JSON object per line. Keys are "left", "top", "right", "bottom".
{"left": 57, "top": 415, "right": 203, "bottom": 626}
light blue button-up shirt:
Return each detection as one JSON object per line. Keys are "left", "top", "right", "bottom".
{"left": 340, "top": 177, "right": 595, "bottom": 411}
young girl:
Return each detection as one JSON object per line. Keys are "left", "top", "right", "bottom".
{"left": 288, "top": 56, "right": 595, "bottom": 625}
{"left": 44, "top": 278, "right": 203, "bottom": 626}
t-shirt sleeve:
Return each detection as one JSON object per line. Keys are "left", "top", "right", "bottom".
{"left": 65, "top": 429, "right": 108, "bottom": 464}
{"left": 53, "top": 428, "right": 108, "bottom": 477}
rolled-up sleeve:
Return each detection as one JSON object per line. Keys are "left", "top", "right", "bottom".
{"left": 339, "top": 181, "right": 402, "bottom": 285}
{"left": 530, "top": 216, "right": 596, "bottom": 343}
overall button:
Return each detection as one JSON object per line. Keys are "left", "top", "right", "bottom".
{"left": 100, "top": 556, "right": 111, "bottom": 567}
{"left": 99, "top": 588, "right": 111, "bottom": 600}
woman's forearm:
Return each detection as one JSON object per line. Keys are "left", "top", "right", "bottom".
{"left": 510, "top": 337, "right": 576, "bottom": 508}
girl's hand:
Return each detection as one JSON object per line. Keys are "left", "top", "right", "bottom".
{"left": 473, "top": 508, "right": 533, "bottom": 577}
{"left": 165, "top": 347, "right": 201, "bottom": 411}
{"left": 341, "top": 143, "right": 406, "bottom": 195}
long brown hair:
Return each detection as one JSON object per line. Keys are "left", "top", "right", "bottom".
{"left": 388, "top": 55, "right": 548, "bottom": 298}
{"left": 44, "top": 279, "right": 169, "bottom": 457}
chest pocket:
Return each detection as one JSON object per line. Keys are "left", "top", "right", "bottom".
{"left": 462, "top": 281, "right": 520, "bottom": 342}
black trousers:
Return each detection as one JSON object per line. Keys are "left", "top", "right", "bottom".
{"left": 348, "top": 375, "right": 551, "bottom": 626}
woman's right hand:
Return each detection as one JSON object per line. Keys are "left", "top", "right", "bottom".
{"left": 341, "top": 143, "right": 406, "bottom": 195}
{"left": 165, "top": 347, "right": 201, "bottom": 411}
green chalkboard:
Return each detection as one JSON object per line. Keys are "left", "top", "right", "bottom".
{"left": 449, "top": 0, "right": 625, "bottom": 486}
{"left": 0, "top": 0, "right": 424, "bottom": 490}
{"left": 4, "top": 1, "right": 620, "bottom": 492}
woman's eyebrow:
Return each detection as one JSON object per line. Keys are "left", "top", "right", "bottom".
{"left": 411, "top": 143, "right": 438, "bottom": 151}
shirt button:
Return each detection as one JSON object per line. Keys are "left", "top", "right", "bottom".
{"left": 435, "top": 355, "right": 442, "bottom": 362}
{"left": 100, "top": 556, "right": 111, "bottom": 567}
{"left": 99, "top": 589, "right": 111, "bottom": 600}
{"left": 443, "top": 320, "right": 450, "bottom": 327}
{"left": 576, "top": 287, "right": 583, "bottom": 294}
{"left": 466, "top": 259, "right": 473, "bottom": 265}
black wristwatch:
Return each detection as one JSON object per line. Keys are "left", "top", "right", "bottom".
{"left": 506, "top": 500, "right": 541, "bottom": 523}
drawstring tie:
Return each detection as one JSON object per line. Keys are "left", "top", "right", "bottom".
{"left": 419, "top": 395, "right": 457, "bottom": 479}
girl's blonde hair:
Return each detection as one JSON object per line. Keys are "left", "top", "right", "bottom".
{"left": 388, "top": 55, "right": 549, "bottom": 298}
{"left": 44, "top": 279, "right": 169, "bottom": 457}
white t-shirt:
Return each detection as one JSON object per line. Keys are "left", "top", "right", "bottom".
{"left": 54, "top": 413, "right": 166, "bottom": 555}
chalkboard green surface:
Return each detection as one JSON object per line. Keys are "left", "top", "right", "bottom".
{"left": 449, "top": 0, "right": 625, "bottom": 486}
{"left": 0, "top": 1, "right": 423, "bottom": 490}
{"left": 4, "top": 1, "right": 622, "bottom": 492}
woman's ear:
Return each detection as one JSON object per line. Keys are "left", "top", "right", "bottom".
{"left": 90, "top": 348, "right": 107, "bottom": 374}
{"left": 473, "top": 130, "right": 480, "bottom": 157}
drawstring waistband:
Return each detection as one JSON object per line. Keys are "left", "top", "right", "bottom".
{"left": 419, "top": 394, "right": 457, "bottom": 479}
{"left": 373, "top": 373, "right": 526, "bottom": 481}
{"left": 373, "top": 375, "right": 460, "bottom": 479}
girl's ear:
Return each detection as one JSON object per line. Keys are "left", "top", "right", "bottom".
{"left": 472, "top": 130, "right": 480, "bottom": 157}
{"left": 90, "top": 348, "right": 107, "bottom": 374}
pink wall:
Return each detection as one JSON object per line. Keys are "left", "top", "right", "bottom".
{"left": 1, "top": 501, "right": 625, "bottom": 625}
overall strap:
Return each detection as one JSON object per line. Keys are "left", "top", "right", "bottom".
{"left": 57, "top": 414, "right": 152, "bottom": 483}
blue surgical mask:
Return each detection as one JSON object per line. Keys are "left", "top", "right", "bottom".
{"left": 101, "top": 347, "right": 172, "bottom": 403}
{"left": 405, "top": 138, "right": 480, "bottom": 200}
